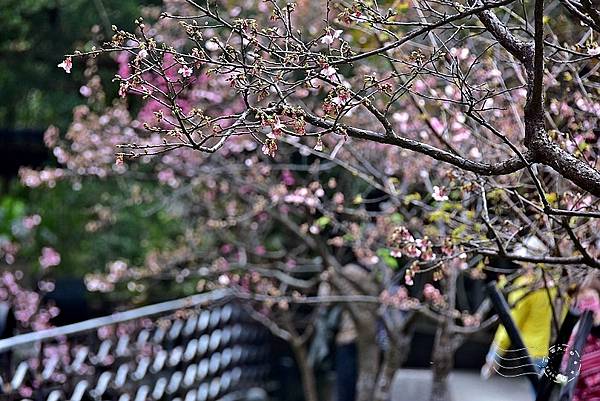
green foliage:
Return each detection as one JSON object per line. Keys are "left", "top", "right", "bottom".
{"left": 6, "top": 178, "right": 182, "bottom": 277}
{"left": 316, "top": 216, "right": 331, "bottom": 228}
{"left": 0, "top": 196, "right": 26, "bottom": 235}
{"left": 0, "top": 0, "right": 160, "bottom": 129}
{"left": 377, "top": 248, "right": 399, "bottom": 270}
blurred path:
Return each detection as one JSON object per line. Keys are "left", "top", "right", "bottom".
{"left": 391, "top": 369, "right": 533, "bottom": 401}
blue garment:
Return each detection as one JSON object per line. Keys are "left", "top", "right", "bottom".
{"left": 335, "top": 343, "right": 357, "bottom": 401}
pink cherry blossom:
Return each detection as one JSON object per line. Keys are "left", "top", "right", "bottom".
{"left": 79, "top": 85, "right": 92, "bottom": 97}
{"left": 432, "top": 185, "right": 449, "bottom": 202}
{"left": 22, "top": 214, "right": 42, "bottom": 230}
{"left": 321, "top": 29, "right": 343, "bottom": 45}
{"left": 39, "top": 247, "right": 61, "bottom": 269}
{"left": 320, "top": 65, "right": 337, "bottom": 78}
{"left": 57, "top": 56, "right": 72, "bottom": 73}
{"left": 430, "top": 117, "right": 445, "bottom": 134}
{"left": 588, "top": 46, "right": 600, "bottom": 56}
{"left": 118, "top": 82, "right": 129, "bottom": 98}
{"left": 262, "top": 139, "right": 278, "bottom": 157}
{"left": 449, "top": 47, "right": 470, "bottom": 60}
{"left": 178, "top": 65, "right": 193, "bottom": 78}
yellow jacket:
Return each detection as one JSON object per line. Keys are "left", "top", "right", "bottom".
{"left": 493, "top": 274, "right": 557, "bottom": 358}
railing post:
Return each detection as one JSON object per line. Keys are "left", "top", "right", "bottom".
{"left": 558, "top": 311, "right": 594, "bottom": 401}
{"left": 0, "top": 302, "right": 15, "bottom": 382}
{"left": 535, "top": 310, "right": 583, "bottom": 401}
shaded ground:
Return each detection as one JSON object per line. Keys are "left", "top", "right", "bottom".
{"left": 391, "top": 369, "right": 533, "bottom": 401}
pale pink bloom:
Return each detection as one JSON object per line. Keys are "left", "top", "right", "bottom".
{"left": 178, "top": 65, "right": 193, "bottom": 77}
{"left": 18, "top": 386, "right": 33, "bottom": 398}
{"left": 39, "top": 247, "right": 61, "bottom": 269}
{"left": 262, "top": 139, "right": 277, "bottom": 157}
{"left": 392, "top": 112, "right": 409, "bottom": 123}
{"left": 392, "top": 226, "right": 414, "bottom": 243}
{"left": 588, "top": 46, "right": 600, "bottom": 56}
{"left": 273, "top": 121, "right": 285, "bottom": 133}
{"left": 38, "top": 280, "right": 56, "bottom": 292}
{"left": 423, "top": 283, "right": 443, "bottom": 303}
{"left": 423, "top": 283, "right": 437, "bottom": 298}
{"left": 452, "top": 131, "right": 471, "bottom": 142}
{"left": 403, "top": 244, "right": 421, "bottom": 258}
{"left": 430, "top": 117, "right": 445, "bottom": 134}
{"left": 108, "top": 260, "right": 128, "bottom": 281}
{"left": 118, "top": 82, "right": 129, "bottom": 98}
{"left": 43, "top": 126, "right": 59, "bottom": 147}
{"left": 321, "top": 29, "right": 343, "bottom": 45}
{"left": 420, "top": 248, "right": 436, "bottom": 261}
{"left": 331, "top": 96, "right": 344, "bottom": 105}
{"left": 79, "top": 85, "right": 92, "bottom": 97}
{"left": 206, "top": 41, "right": 220, "bottom": 51}
{"left": 218, "top": 274, "right": 230, "bottom": 286}
{"left": 414, "top": 80, "right": 426, "bottom": 92}
{"left": 267, "top": 118, "right": 285, "bottom": 138}
{"left": 138, "top": 49, "right": 148, "bottom": 59}
{"left": 469, "top": 147, "right": 482, "bottom": 159}
{"left": 23, "top": 214, "right": 42, "bottom": 230}
{"left": 450, "top": 47, "right": 470, "bottom": 60}
{"left": 57, "top": 56, "right": 72, "bottom": 73}
{"left": 462, "top": 314, "right": 480, "bottom": 327}
{"left": 390, "top": 249, "right": 403, "bottom": 257}
{"left": 432, "top": 185, "right": 449, "bottom": 202}
{"left": 415, "top": 237, "right": 435, "bottom": 262}
{"left": 320, "top": 66, "right": 337, "bottom": 78}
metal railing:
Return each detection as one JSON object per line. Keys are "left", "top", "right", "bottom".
{"left": 0, "top": 289, "right": 231, "bottom": 353}
{"left": 0, "top": 289, "right": 272, "bottom": 401}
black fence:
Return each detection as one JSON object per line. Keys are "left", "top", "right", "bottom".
{"left": 0, "top": 290, "right": 271, "bottom": 401}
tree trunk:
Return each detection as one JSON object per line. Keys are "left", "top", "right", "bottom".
{"left": 374, "top": 332, "right": 413, "bottom": 401}
{"left": 430, "top": 267, "right": 459, "bottom": 401}
{"left": 430, "top": 323, "right": 454, "bottom": 401}
{"left": 292, "top": 342, "right": 320, "bottom": 401}
{"left": 329, "top": 264, "right": 381, "bottom": 401}
{"left": 374, "top": 345, "right": 400, "bottom": 401}
{"left": 355, "top": 331, "right": 380, "bottom": 401}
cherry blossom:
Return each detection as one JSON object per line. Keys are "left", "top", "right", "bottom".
{"left": 178, "top": 65, "right": 193, "bottom": 78}
{"left": 27, "top": 1, "right": 600, "bottom": 399}
{"left": 39, "top": 247, "right": 61, "bottom": 269}
{"left": 319, "top": 65, "right": 337, "bottom": 78}
{"left": 588, "top": 46, "right": 600, "bottom": 56}
{"left": 262, "top": 138, "right": 277, "bottom": 157}
{"left": 431, "top": 186, "right": 449, "bottom": 202}
{"left": 321, "top": 29, "right": 343, "bottom": 45}
{"left": 57, "top": 56, "right": 72, "bottom": 73}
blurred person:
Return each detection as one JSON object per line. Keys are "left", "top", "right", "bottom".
{"left": 312, "top": 263, "right": 375, "bottom": 401}
{"left": 481, "top": 267, "right": 558, "bottom": 381}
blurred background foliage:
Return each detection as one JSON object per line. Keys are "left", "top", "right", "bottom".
{"left": 0, "top": 0, "right": 183, "bottom": 308}
{"left": 0, "top": 0, "right": 160, "bottom": 129}
{"left": 1, "top": 177, "right": 183, "bottom": 281}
